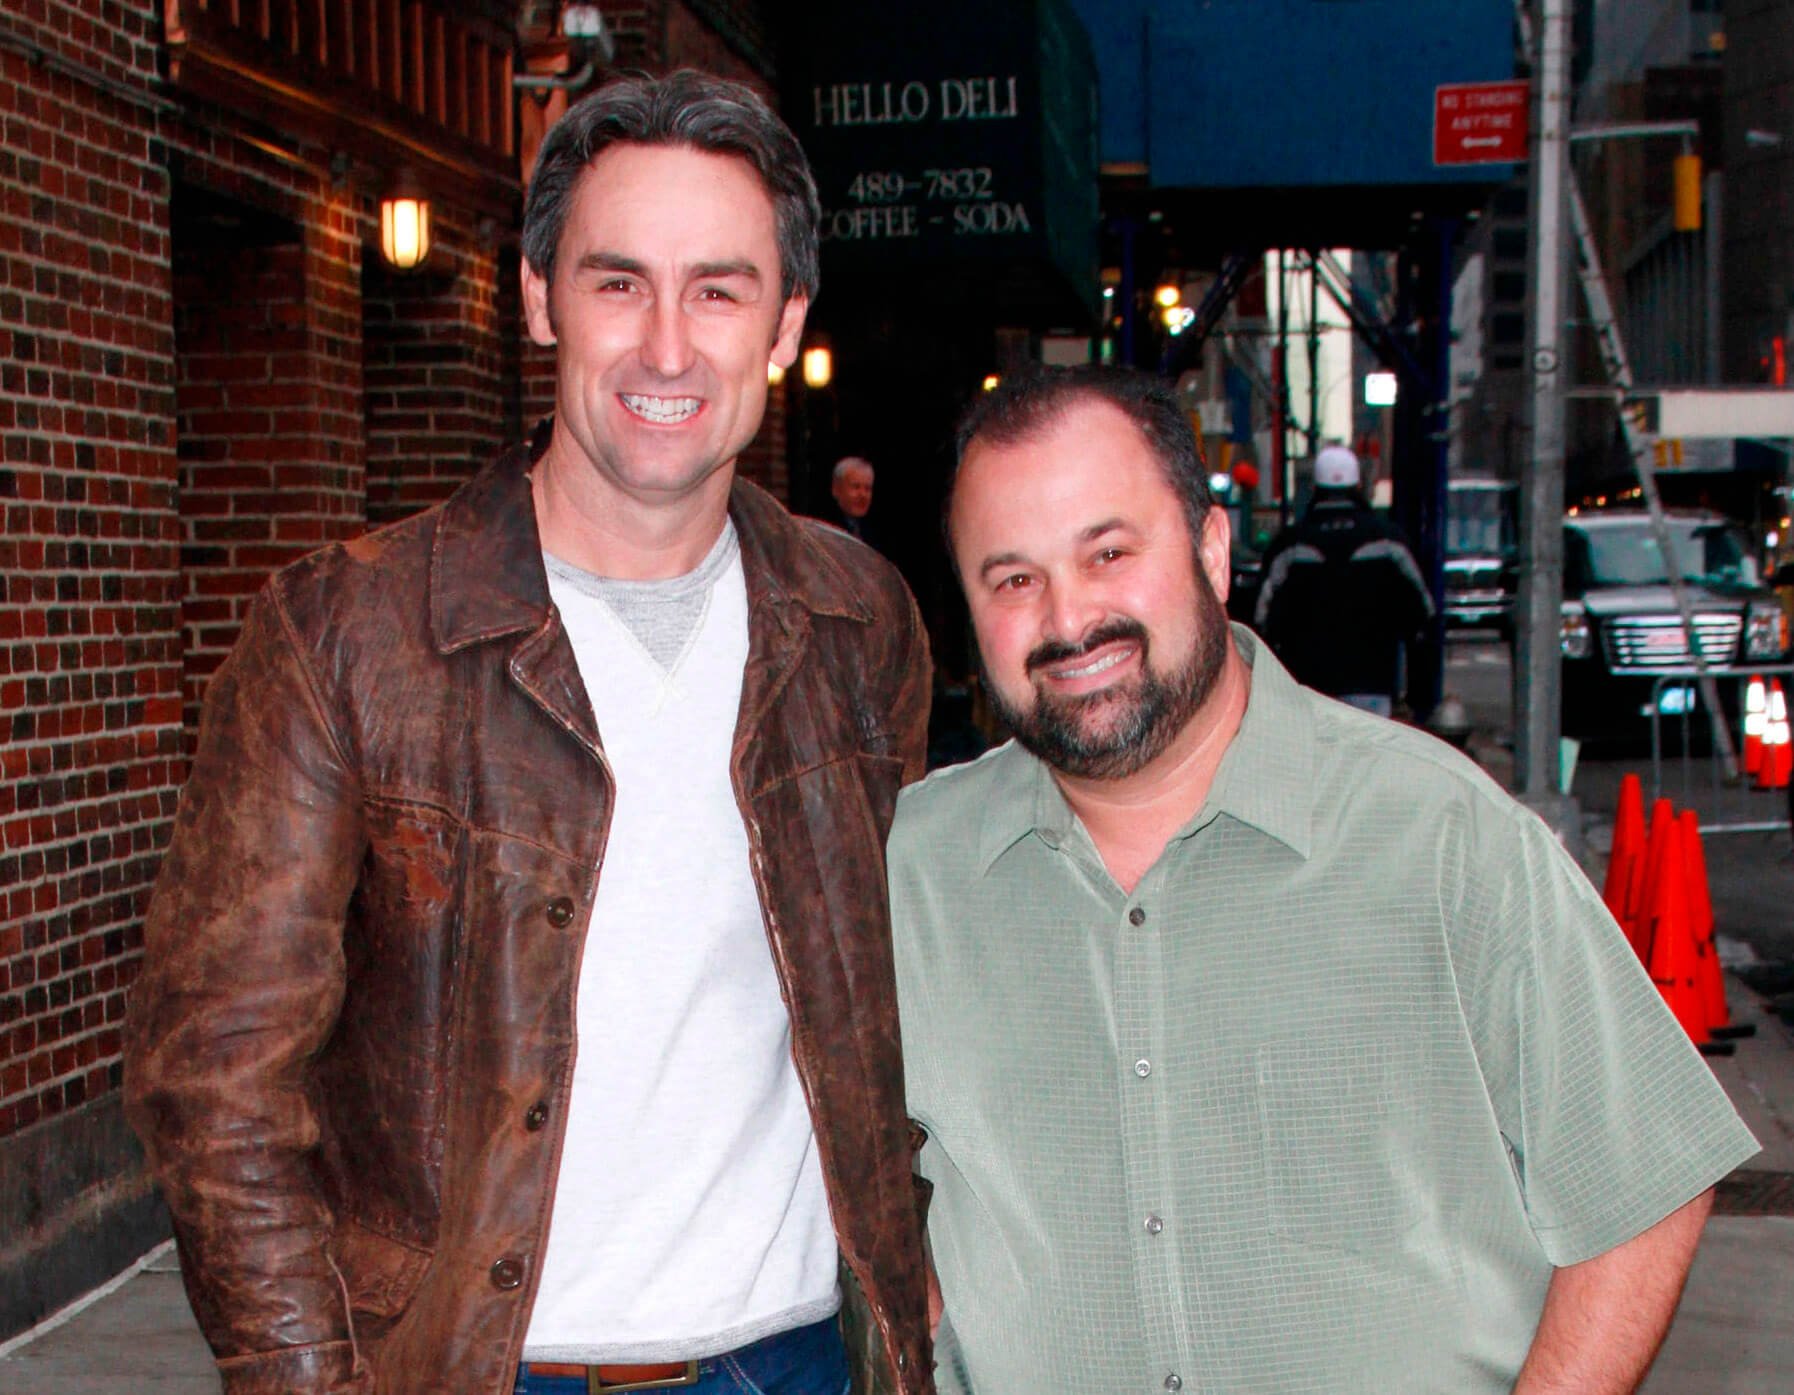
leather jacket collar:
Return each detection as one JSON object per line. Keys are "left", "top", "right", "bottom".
{"left": 429, "top": 447, "right": 874, "bottom": 657}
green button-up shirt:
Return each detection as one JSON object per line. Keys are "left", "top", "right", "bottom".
{"left": 891, "top": 628, "right": 1756, "bottom": 1395}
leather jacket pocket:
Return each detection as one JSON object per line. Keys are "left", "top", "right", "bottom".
{"left": 331, "top": 1219, "right": 432, "bottom": 1322}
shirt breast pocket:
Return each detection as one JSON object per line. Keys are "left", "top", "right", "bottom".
{"left": 1253, "top": 1034, "right": 1425, "bottom": 1255}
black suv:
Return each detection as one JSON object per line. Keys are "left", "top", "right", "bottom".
{"left": 1561, "top": 510, "right": 1790, "bottom": 737}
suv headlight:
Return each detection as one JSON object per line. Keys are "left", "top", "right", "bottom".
{"left": 1561, "top": 603, "right": 1593, "bottom": 659}
{"left": 1745, "top": 600, "right": 1790, "bottom": 660}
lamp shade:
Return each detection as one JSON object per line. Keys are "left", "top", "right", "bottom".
{"left": 801, "top": 346, "right": 833, "bottom": 389}
{"left": 380, "top": 194, "right": 432, "bottom": 270}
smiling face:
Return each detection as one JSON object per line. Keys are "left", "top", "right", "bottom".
{"left": 950, "top": 396, "right": 1235, "bottom": 780}
{"left": 832, "top": 462, "right": 874, "bottom": 519}
{"left": 522, "top": 142, "right": 807, "bottom": 511}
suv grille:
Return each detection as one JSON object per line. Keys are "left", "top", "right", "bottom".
{"left": 1601, "top": 613, "right": 1741, "bottom": 670}
{"left": 1446, "top": 562, "right": 1502, "bottom": 591}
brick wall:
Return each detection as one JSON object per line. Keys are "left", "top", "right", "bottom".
{"left": 2, "top": 0, "right": 794, "bottom": 1336}
{"left": 0, "top": 0, "right": 184, "bottom": 1332}
{"left": 2, "top": 0, "right": 798, "bottom": 1158}
{"left": 365, "top": 227, "right": 517, "bottom": 527}
{"left": 0, "top": 1, "right": 181, "bottom": 1142}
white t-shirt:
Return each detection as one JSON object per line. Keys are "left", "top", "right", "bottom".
{"left": 523, "top": 531, "right": 840, "bottom": 1361}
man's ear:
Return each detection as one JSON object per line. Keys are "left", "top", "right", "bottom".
{"left": 771, "top": 293, "right": 809, "bottom": 370}
{"left": 522, "top": 260, "right": 556, "bottom": 348}
{"left": 1198, "top": 504, "right": 1233, "bottom": 605}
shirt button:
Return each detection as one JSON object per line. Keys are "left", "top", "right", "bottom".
{"left": 524, "top": 1102, "right": 549, "bottom": 1131}
{"left": 490, "top": 1257, "right": 524, "bottom": 1290}
{"left": 1145, "top": 1214, "right": 1164, "bottom": 1235}
{"left": 1164, "top": 1375, "right": 1183, "bottom": 1392}
{"left": 1134, "top": 1059, "right": 1152, "bottom": 1078}
{"left": 1128, "top": 906, "right": 1147, "bottom": 927}
{"left": 544, "top": 896, "right": 575, "bottom": 928}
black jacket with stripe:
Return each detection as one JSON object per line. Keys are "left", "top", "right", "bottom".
{"left": 1252, "top": 489, "right": 1436, "bottom": 701}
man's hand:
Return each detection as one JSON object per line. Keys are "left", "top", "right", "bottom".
{"left": 1511, "top": 1188, "right": 1713, "bottom": 1395}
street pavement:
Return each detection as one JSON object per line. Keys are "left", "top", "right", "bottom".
{"left": 3, "top": 635, "right": 1792, "bottom": 1392}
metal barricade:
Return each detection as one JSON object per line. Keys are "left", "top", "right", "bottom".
{"left": 1648, "top": 662, "right": 1794, "bottom": 834}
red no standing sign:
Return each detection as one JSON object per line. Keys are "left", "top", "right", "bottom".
{"left": 1434, "top": 80, "right": 1531, "bottom": 166}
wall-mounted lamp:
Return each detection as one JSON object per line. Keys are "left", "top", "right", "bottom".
{"left": 767, "top": 360, "right": 787, "bottom": 385}
{"left": 981, "top": 374, "right": 1001, "bottom": 392}
{"left": 380, "top": 176, "right": 432, "bottom": 271}
{"left": 802, "top": 346, "right": 833, "bottom": 389}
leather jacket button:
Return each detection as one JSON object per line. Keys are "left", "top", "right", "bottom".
{"left": 524, "top": 1102, "right": 548, "bottom": 1131}
{"left": 490, "top": 1258, "right": 524, "bottom": 1290}
{"left": 544, "top": 896, "right": 575, "bottom": 928}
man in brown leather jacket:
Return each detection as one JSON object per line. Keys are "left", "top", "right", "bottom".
{"left": 125, "top": 71, "right": 934, "bottom": 1395}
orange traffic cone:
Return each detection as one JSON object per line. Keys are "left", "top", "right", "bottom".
{"left": 1757, "top": 681, "right": 1792, "bottom": 791}
{"left": 1645, "top": 818, "right": 1729, "bottom": 1054}
{"left": 1603, "top": 774, "right": 1645, "bottom": 931}
{"left": 1743, "top": 676, "right": 1768, "bottom": 776}
{"left": 1681, "top": 810, "right": 1754, "bottom": 1043}
{"left": 1630, "top": 798, "right": 1677, "bottom": 963}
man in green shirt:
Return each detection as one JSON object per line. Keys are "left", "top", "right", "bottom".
{"left": 889, "top": 365, "right": 1757, "bottom": 1395}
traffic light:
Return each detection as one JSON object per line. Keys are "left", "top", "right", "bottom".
{"left": 1673, "top": 153, "right": 1702, "bottom": 232}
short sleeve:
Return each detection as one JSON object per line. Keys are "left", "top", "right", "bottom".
{"left": 1465, "top": 810, "right": 1758, "bottom": 1266}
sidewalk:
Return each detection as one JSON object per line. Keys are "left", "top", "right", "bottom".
{"left": 3, "top": 972, "right": 1791, "bottom": 1393}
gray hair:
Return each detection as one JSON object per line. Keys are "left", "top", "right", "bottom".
{"left": 832, "top": 456, "right": 874, "bottom": 482}
{"left": 522, "top": 69, "right": 821, "bottom": 303}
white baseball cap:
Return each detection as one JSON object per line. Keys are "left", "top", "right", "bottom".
{"left": 1313, "top": 444, "right": 1362, "bottom": 489}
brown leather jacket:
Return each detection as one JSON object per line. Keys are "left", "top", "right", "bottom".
{"left": 124, "top": 449, "right": 936, "bottom": 1395}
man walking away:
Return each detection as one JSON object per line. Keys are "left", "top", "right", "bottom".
{"left": 1254, "top": 442, "right": 1434, "bottom": 716}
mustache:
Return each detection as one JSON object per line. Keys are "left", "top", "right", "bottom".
{"left": 1026, "top": 617, "right": 1148, "bottom": 674}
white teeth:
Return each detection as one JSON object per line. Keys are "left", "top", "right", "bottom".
{"left": 1053, "top": 649, "right": 1129, "bottom": 680}
{"left": 621, "top": 394, "right": 701, "bottom": 423}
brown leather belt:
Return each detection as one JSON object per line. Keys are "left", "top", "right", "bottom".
{"left": 522, "top": 1360, "right": 699, "bottom": 1393}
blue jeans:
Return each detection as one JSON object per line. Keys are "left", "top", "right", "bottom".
{"left": 514, "top": 1316, "right": 850, "bottom": 1395}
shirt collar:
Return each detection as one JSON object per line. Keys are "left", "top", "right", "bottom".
{"left": 977, "top": 623, "right": 1315, "bottom": 874}
{"left": 1198, "top": 626, "right": 1314, "bottom": 859}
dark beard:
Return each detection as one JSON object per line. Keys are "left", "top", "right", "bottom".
{"left": 983, "top": 579, "right": 1230, "bottom": 780}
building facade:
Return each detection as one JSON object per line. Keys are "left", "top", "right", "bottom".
{"left": 0, "top": 0, "right": 785, "bottom": 1338}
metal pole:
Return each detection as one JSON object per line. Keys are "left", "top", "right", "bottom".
{"left": 1306, "top": 252, "right": 1322, "bottom": 458}
{"left": 1413, "top": 216, "right": 1455, "bottom": 723}
{"left": 1277, "top": 250, "right": 1294, "bottom": 523}
{"left": 1119, "top": 217, "right": 1138, "bottom": 367}
{"left": 1517, "top": 0, "right": 1570, "bottom": 799}
{"left": 1704, "top": 170, "right": 1722, "bottom": 385}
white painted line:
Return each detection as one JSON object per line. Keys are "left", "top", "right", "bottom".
{"left": 0, "top": 1238, "right": 176, "bottom": 1360}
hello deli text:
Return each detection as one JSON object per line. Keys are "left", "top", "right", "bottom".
{"left": 810, "top": 77, "right": 1033, "bottom": 242}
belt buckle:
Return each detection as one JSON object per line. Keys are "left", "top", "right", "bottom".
{"left": 589, "top": 1363, "right": 699, "bottom": 1394}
